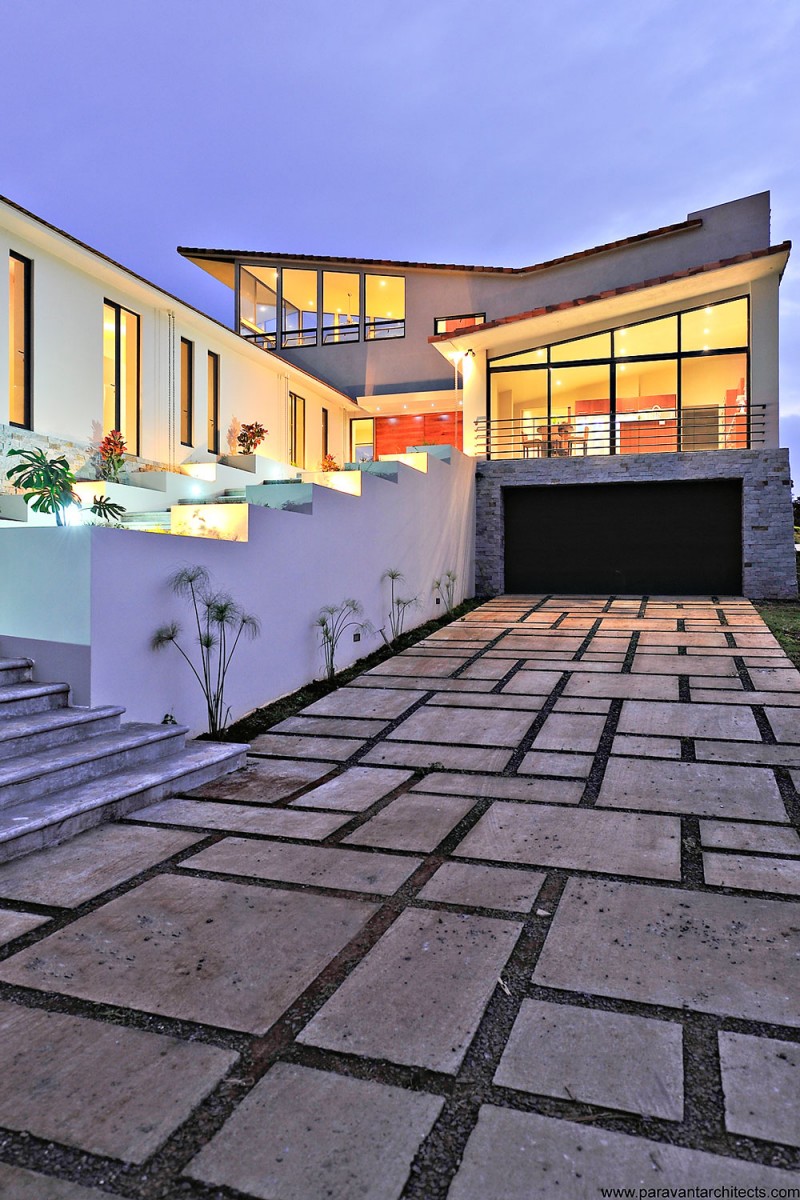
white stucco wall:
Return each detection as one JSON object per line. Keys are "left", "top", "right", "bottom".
{"left": 0, "top": 450, "right": 475, "bottom": 734}
{"left": 0, "top": 199, "right": 354, "bottom": 477}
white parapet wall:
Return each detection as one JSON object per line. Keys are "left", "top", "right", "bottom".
{"left": 0, "top": 449, "right": 476, "bottom": 734}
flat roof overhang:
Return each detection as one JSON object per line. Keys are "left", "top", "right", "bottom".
{"left": 429, "top": 244, "right": 790, "bottom": 362}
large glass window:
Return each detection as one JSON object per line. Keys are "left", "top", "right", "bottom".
{"left": 9, "top": 253, "right": 32, "bottom": 429}
{"left": 350, "top": 417, "right": 374, "bottom": 462}
{"left": 282, "top": 269, "right": 318, "bottom": 348}
{"left": 487, "top": 296, "right": 749, "bottom": 458}
{"left": 288, "top": 391, "right": 305, "bottom": 467}
{"left": 103, "top": 301, "right": 140, "bottom": 453}
{"left": 366, "top": 275, "right": 405, "bottom": 339}
{"left": 208, "top": 351, "right": 219, "bottom": 454}
{"left": 239, "top": 266, "right": 277, "bottom": 348}
{"left": 323, "top": 271, "right": 359, "bottom": 344}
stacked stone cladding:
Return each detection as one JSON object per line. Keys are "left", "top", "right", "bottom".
{"left": 475, "top": 448, "right": 796, "bottom": 600}
{"left": 0, "top": 424, "right": 171, "bottom": 493}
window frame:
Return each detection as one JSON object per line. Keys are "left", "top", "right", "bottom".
{"left": 9, "top": 251, "right": 33, "bottom": 430}
{"left": 365, "top": 273, "right": 406, "bottom": 341}
{"left": 103, "top": 298, "right": 141, "bottom": 454}
{"left": 207, "top": 350, "right": 220, "bottom": 454}
{"left": 180, "top": 337, "right": 194, "bottom": 447}
{"left": 434, "top": 312, "right": 485, "bottom": 336}
{"left": 288, "top": 390, "right": 306, "bottom": 468}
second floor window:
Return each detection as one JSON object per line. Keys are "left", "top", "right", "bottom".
{"left": 434, "top": 313, "right": 485, "bottom": 335}
{"left": 208, "top": 351, "right": 220, "bottom": 454}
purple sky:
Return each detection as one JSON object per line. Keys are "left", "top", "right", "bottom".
{"left": 2, "top": 0, "right": 798, "bottom": 477}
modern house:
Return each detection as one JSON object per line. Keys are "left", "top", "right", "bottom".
{"left": 180, "top": 191, "right": 794, "bottom": 599}
{"left": 0, "top": 189, "right": 795, "bottom": 744}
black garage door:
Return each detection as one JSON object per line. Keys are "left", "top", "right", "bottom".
{"left": 504, "top": 479, "right": 742, "bottom": 594}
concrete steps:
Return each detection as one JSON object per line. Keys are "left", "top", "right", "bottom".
{"left": 0, "top": 656, "right": 248, "bottom": 864}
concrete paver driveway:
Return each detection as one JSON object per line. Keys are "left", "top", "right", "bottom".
{"left": 0, "top": 595, "right": 798, "bottom": 1199}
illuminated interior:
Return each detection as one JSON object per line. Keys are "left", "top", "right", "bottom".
{"left": 488, "top": 297, "right": 749, "bottom": 458}
{"left": 282, "top": 269, "right": 318, "bottom": 348}
{"left": 323, "top": 271, "right": 359, "bottom": 343}
{"left": 8, "top": 254, "right": 30, "bottom": 427}
{"left": 365, "top": 275, "right": 405, "bottom": 339}
{"left": 103, "top": 301, "right": 139, "bottom": 453}
{"left": 239, "top": 265, "right": 277, "bottom": 347}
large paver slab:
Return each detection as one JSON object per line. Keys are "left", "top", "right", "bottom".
{"left": 427, "top": 691, "right": 546, "bottom": 711}
{"left": 719, "top": 1031, "right": 800, "bottom": 1148}
{"left": 249, "top": 732, "right": 364, "bottom": 760}
{"left": 0, "top": 999, "right": 236, "bottom": 1162}
{"left": 361, "top": 740, "right": 511, "bottom": 772}
{"left": 612, "top": 733, "right": 683, "bottom": 758}
{"left": 531, "top": 712, "right": 607, "bottom": 753}
{"left": 0, "top": 1165, "right": 119, "bottom": 1200}
{"left": 703, "top": 852, "right": 800, "bottom": 895}
{"left": 417, "top": 862, "right": 546, "bottom": 913}
{"left": 458, "top": 657, "right": 516, "bottom": 680}
{"left": 598, "top": 757, "right": 787, "bottom": 821}
{"left": 500, "top": 671, "right": 564, "bottom": 695}
{"left": 343, "top": 793, "right": 475, "bottom": 852}
{"left": 695, "top": 739, "right": 800, "bottom": 767}
{"left": 0, "top": 824, "right": 202, "bottom": 907}
{"left": 518, "top": 750, "right": 594, "bottom": 778}
{"left": 454, "top": 802, "right": 680, "bottom": 880}
{"left": 271, "top": 714, "right": 388, "bottom": 738}
{"left": 187, "top": 757, "right": 335, "bottom": 802}
{"left": 765, "top": 706, "right": 800, "bottom": 742}
{"left": 348, "top": 674, "right": 494, "bottom": 692}
{"left": 699, "top": 821, "right": 800, "bottom": 855}
{"left": 388, "top": 704, "right": 532, "bottom": 748}
{"left": 290, "top": 765, "right": 412, "bottom": 811}
{"left": 298, "top": 908, "right": 521, "bottom": 1072}
{"left": 366, "top": 655, "right": 467, "bottom": 677}
{"left": 494, "top": 999, "right": 683, "bottom": 1119}
{"left": 617, "top": 700, "right": 760, "bottom": 740}
{"left": 447, "top": 1106, "right": 800, "bottom": 1199}
{"left": 631, "top": 653, "right": 737, "bottom": 676}
{"left": 692, "top": 688, "right": 800, "bottom": 706}
{"left": 0, "top": 909, "right": 49, "bottom": 946}
{"left": 0, "top": 875, "right": 377, "bottom": 1034}
{"left": 187, "top": 1062, "right": 443, "bottom": 1200}
{"left": 532, "top": 878, "right": 800, "bottom": 1026}
{"left": 562, "top": 672, "right": 679, "bottom": 700}
{"left": 411, "top": 772, "right": 583, "bottom": 805}
{"left": 302, "top": 687, "right": 426, "bottom": 719}
{"left": 748, "top": 667, "right": 800, "bottom": 691}
{"left": 130, "top": 799, "right": 350, "bottom": 839}
{"left": 181, "top": 838, "right": 421, "bottom": 895}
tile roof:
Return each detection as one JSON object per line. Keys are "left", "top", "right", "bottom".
{"left": 177, "top": 218, "right": 702, "bottom": 277}
{"left": 428, "top": 243, "right": 792, "bottom": 343}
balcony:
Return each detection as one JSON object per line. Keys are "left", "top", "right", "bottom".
{"left": 474, "top": 402, "right": 766, "bottom": 459}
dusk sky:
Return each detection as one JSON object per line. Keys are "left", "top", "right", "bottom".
{"left": 2, "top": 0, "right": 798, "bottom": 476}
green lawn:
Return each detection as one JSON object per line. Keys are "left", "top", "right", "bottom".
{"left": 754, "top": 552, "right": 800, "bottom": 670}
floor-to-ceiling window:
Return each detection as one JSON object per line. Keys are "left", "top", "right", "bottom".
{"left": 288, "top": 391, "right": 305, "bottom": 467}
{"left": 103, "top": 301, "right": 140, "bottom": 453}
{"left": 239, "top": 266, "right": 277, "bottom": 348}
{"left": 322, "top": 272, "right": 359, "bottom": 344}
{"left": 180, "top": 338, "right": 193, "bottom": 446}
{"left": 9, "top": 253, "right": 32, "bottom": 429}
{"left": 282, "top": 270, "right": 318, "bottom": 348}
{"left": 208, "top": 351, "right": 220, "bottom": 454}
{"left": 487, "top": 297, "right": 749, "bottom": 458}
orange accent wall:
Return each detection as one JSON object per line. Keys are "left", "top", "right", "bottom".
{"left": 374, "top": 412, "right": 463, "bottom": 457}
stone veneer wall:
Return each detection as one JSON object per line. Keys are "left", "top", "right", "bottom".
{"left": 0, "top": 423, "right": 171, "bottom": 493}
{"left": 475, "top": 448, "right": 796, "bottom": 600}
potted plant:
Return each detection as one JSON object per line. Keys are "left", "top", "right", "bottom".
{"left": 97, "top": 429, "right": 127, "bottom": 482}
{"left": 237, "top": 422, "right": 267, "bottom": 454}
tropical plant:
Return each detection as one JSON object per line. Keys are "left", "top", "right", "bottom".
{"left": 151, "top": 565, "right": 261, "bottom": 736}
{"left": 97, "top": 429, "right": 127, "bottom": 482}
{"left": 315, "top": 599, "right": 372, "bottom": 681}
{"left": 237, "top": 422, "right": 267, "bottom": 454}
{"left": 320, "top": 453, "right": 340, "bottom": 472}
{"left": 5, "top": 447, "right": 80, "bottom": 525}
{"left": 88, "top": 494, "right": 127, "bottom": 524}
{"left": 433, "top": 570, "right": 458, "bottom": 613}
{"left": 383, "top": 567, "right": 418, "bottom": 643}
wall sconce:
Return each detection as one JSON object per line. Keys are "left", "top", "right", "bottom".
{"left": 464, "top": 349, "right": 475, "bottom": 359}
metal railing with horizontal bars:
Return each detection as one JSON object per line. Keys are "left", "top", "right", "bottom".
{"left": 474, "top": 403, "right": 767, "bottom": 459}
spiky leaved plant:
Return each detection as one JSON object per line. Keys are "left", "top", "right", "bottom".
{"left": 433, "top": 569, "right": 458, "bottom": 613}
{"left": 315, "top": 599, "right": 372, "bottom": 681}
{"left": 382, "top": 567, "right": 418, "bottom": 643}
{"left": 151, "top": 565, "right": 261, "bottom": 736}
{"left": 89, "top": 494, "right": 126, "bottom": 524}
